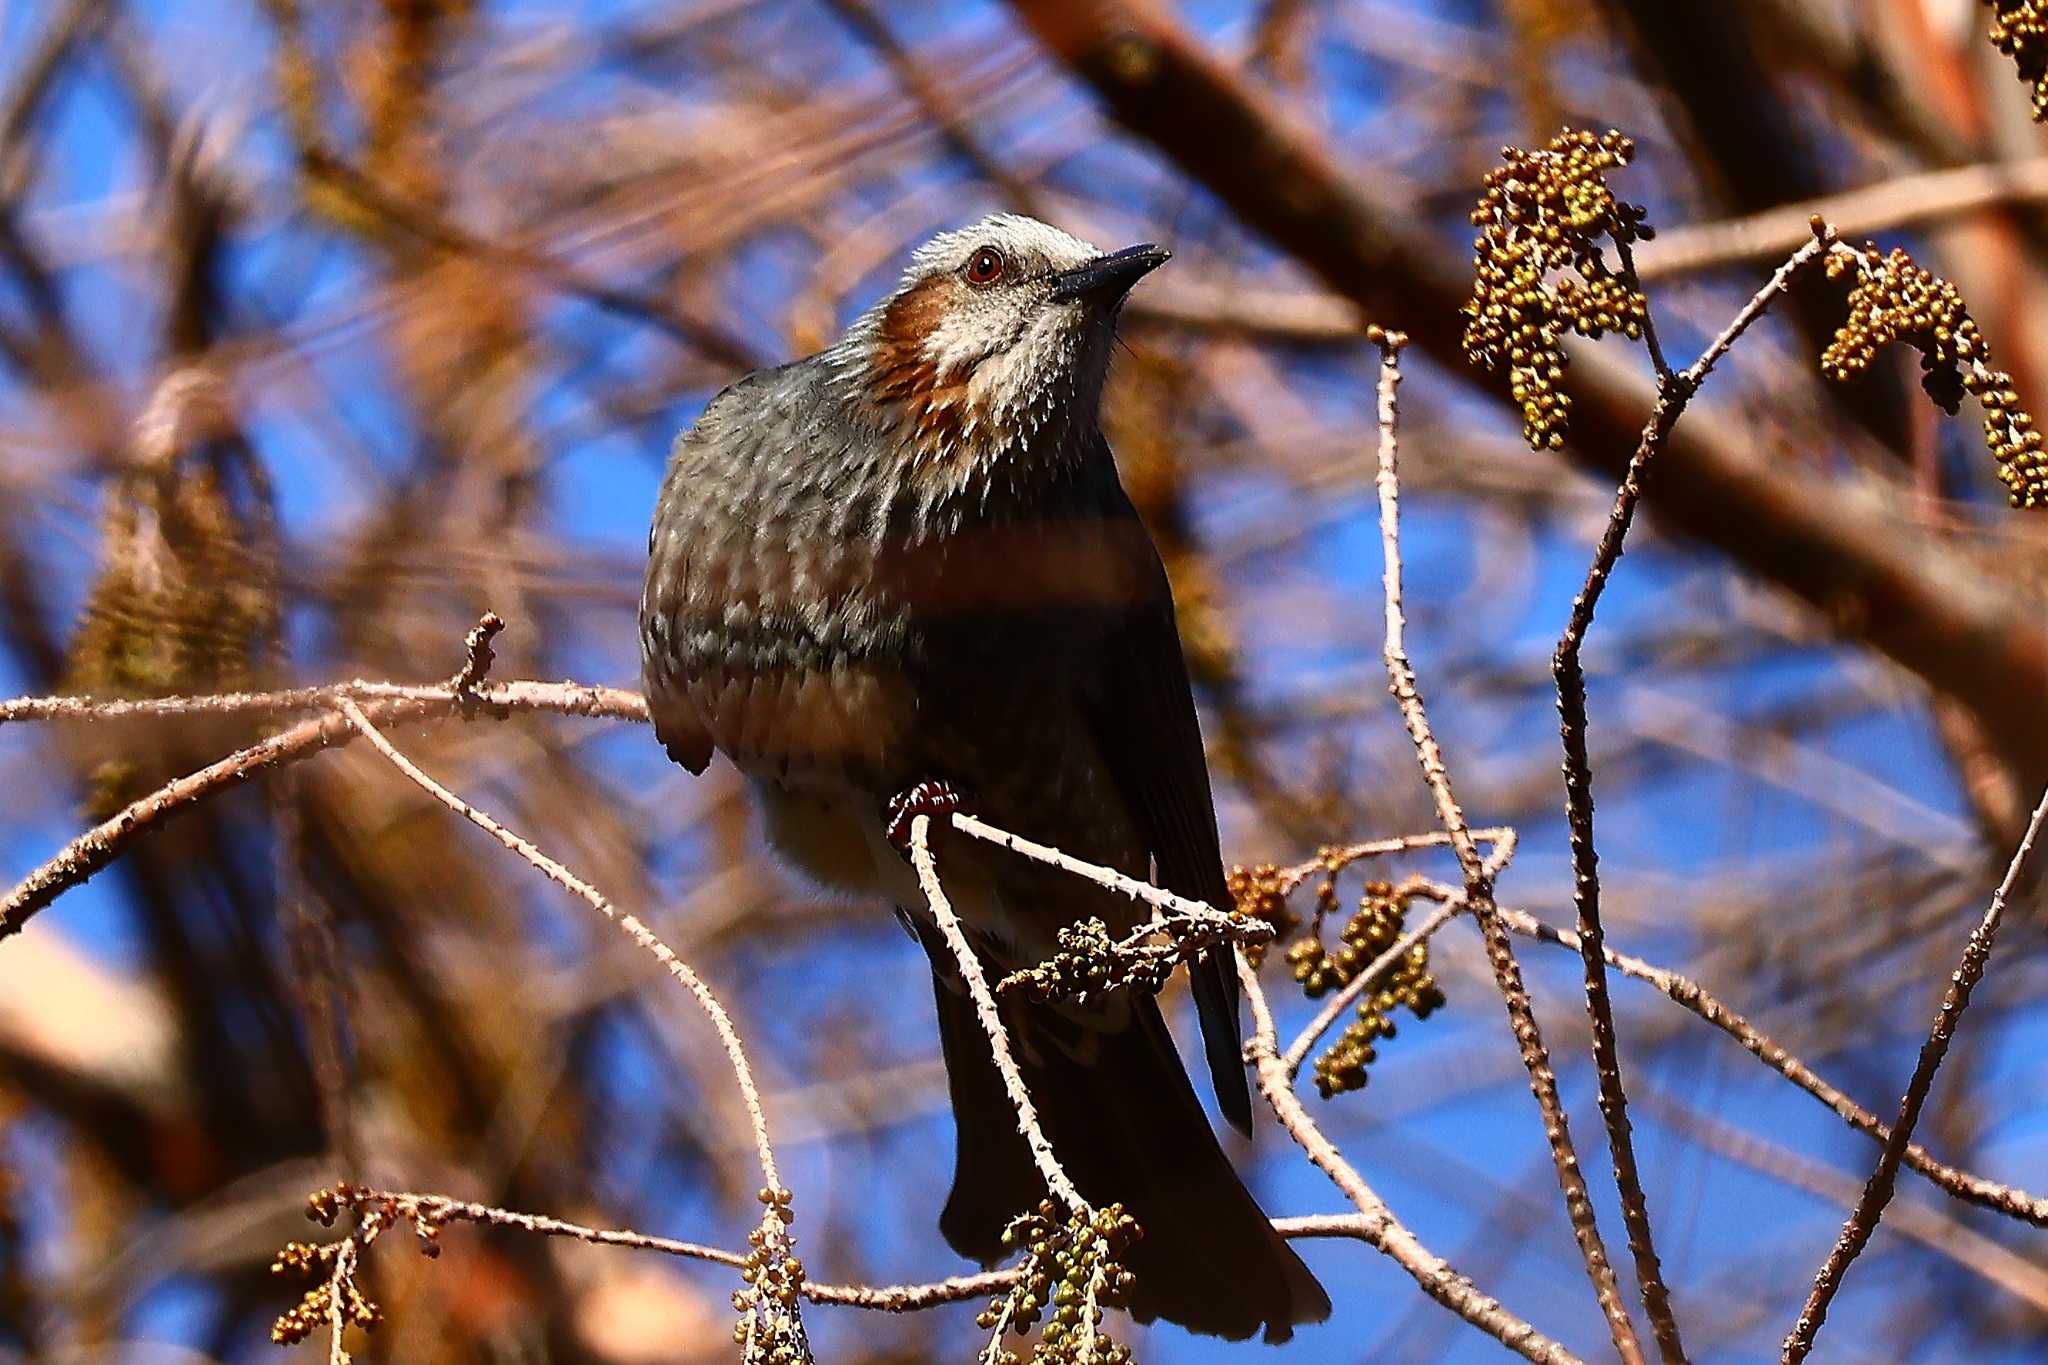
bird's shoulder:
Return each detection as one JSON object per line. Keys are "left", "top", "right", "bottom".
{"left": 676, "top": 358, "right": 825, "bottom": 458}
{"left": 1070, "top": 430, "right": 1175, "bottom": 611}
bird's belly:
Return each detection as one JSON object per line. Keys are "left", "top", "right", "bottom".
{"left": 753, "top": 778, "right": 1049, "bottom": 960}
{"left": 685, "top": 659, "right": 912, "bottom": 786}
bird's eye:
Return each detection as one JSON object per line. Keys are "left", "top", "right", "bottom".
{"left": 964, "top": 246, "right": 1007, "bottom": 286}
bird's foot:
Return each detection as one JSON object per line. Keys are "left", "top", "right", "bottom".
{"left": 885, "top": 779, "right": 969, "bottom": 857}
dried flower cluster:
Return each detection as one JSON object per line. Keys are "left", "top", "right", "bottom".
{"left": 1823, "top": 245, "right": 2048, "bottom": 508}
{"left": 977, "top": 1200, "right": 1141, "bottom": 1365}
{"left": 1987, "top": 1, "right": 2048, "bottom": 120}
{"left": 1004, "top": 918, "right": 1175, "bottom": 1001}
{"left": 1461, "top": 128, "right": 1653, "bottom": 450}
{"left": 732, "top": 1186, "right": 812, "bottom": 1364}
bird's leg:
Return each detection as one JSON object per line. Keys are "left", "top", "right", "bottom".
{"left": 884, "top": 778, "right": 971, "bottom": 857}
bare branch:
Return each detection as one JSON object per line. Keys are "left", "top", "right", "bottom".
{"left": 907, "top": 812, "right": 1085, "bottom": 1214}
{"left": 1369, "top": 328, "right": 1646, "bottom": 1363}
{"left": 0, "top": 678, "right": 646, "bottom": 941}
{"left": 333, "top": 698, "right": 782, "bottom": 1192}
{"left": 1782, "top": 781, "right": 2048, "bottom": 1362}
{"left": 1466, "top": 888, "right": 2048, "bottom": 1228}
{"left": 1238, "top": 953, "right": 1584, "bottom": 1365}
{"left": 1545, "top": 220, "right": 1837, "bottom": 1365}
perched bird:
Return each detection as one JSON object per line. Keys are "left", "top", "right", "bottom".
{"left": 640, "top": 214, "right": 1329, "bottom": 1342}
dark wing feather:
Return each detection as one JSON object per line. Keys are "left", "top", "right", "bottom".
{"left": 639, "top": 366, "right": 795, "bottom": 778}
{"left": 1083, "top": 484, "right": 1253, "bottom": 1135}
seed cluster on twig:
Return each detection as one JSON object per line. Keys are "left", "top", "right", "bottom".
{"left": 733, "top": 1187, "right": 812, "bottom": 1364}
{"left": 270, "top": 1183, "right": 446, "bottom": 1359}
{"left": 1224, "top": 862, "right": 1301, "bottom": 968}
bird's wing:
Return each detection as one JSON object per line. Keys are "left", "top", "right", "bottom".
{"left": 639, "top": 373, "right": 773, "bottom": 776}
{"left": 1081, "top": 473, "right": 1253, "bottom": 1135}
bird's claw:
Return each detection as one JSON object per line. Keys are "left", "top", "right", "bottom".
{"left": 885, "top": 779, "right": 969, "bottom": 856}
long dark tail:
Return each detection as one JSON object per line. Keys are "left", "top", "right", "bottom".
{"left": 928, "top": 969, "right": 1330, "bottom": 1343}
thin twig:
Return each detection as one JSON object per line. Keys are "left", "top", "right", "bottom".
{"left": 0, "top": 675, "right": 646, "bottom": 725}
{"left": 1781, "top": 781, "right": 2048, "bottom": 1363}
{"left": 1239, "top": 952, "right": 1584, "bottom": 1365}
{"left": 1546, "top": 226, "right": 1837, "bottom": 1364}
{"left": 0, "top": 679, "right": 646, "bottom": 941}
{"left": 447, "top": 611, "right": 505, "bottom": 699}
{"left": 325, "top": 1235, "right": 358, "bottom": 1365}
{"left": 1368, "top": 327, "right": 1645, "bottom": 1365}
{"left": 907, "top": 812, "right": 1086, "bottom": 1214}
{"left": 1641, "top": 1095, "right": 2048, "bottom": 1316}
{"left": 333, "top": 698, "right": 782, "bottom": 1194}
{"left": 951, "top": 810, "right": 1226, "bottom": 923}
{"left": 1266, "top": 826, "right": 1518, "bottom": 897}
{"left": 1455, "top": 887, "right": 2048, "bottom": 1227}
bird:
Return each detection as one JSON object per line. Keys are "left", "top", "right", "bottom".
{"left": 639, "top": 213, "right": 1330, "bottom": 1343}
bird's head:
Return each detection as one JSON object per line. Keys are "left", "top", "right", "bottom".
{"left": 835, "top": 214, "right": 1168, "bottom": 471}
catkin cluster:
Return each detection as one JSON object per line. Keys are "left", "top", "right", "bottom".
{"left": 1823, "top": 245, "right": 2048, "bottom": 508}
{"left": 270, "top": 1239, "right": 379, "bottom": 1356}
{"left": 1462, "top": 128, "right": 1653, "bottom": 450}
{"left": 1302, "top": 888, "right": 1449, "bottom": 1096}
{"left": 1284, "top": 880, "right": 1445, "bottom": 1098}
{"left": 1002, "top": 910, "right": 1268, "bottom": 1005}
{"left": 270, "top": 1185, "right": 407, "bottom": 1359}
{"left": 978, "top": 1200, "right": 1141, "bottom": 1365}
{"left": 1004, "top": 917, "right": 1176, "bottom": 1003}
{"left": 1987, "top": 1, "right": 2048, "bottom": 120}
{"left": 1225, "top": 862, "right": 1300, "bottom": 970}
{"left": 731, "top": 1187, "right": 812, "bottom": 1364}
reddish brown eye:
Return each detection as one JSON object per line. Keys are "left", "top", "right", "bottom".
{"left": 964, "top": 246, "right": 1006, "bottom": 286}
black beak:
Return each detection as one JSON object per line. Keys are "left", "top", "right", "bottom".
{"left": 1047, "top": 243, "right": 1171, "bottom": 303}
